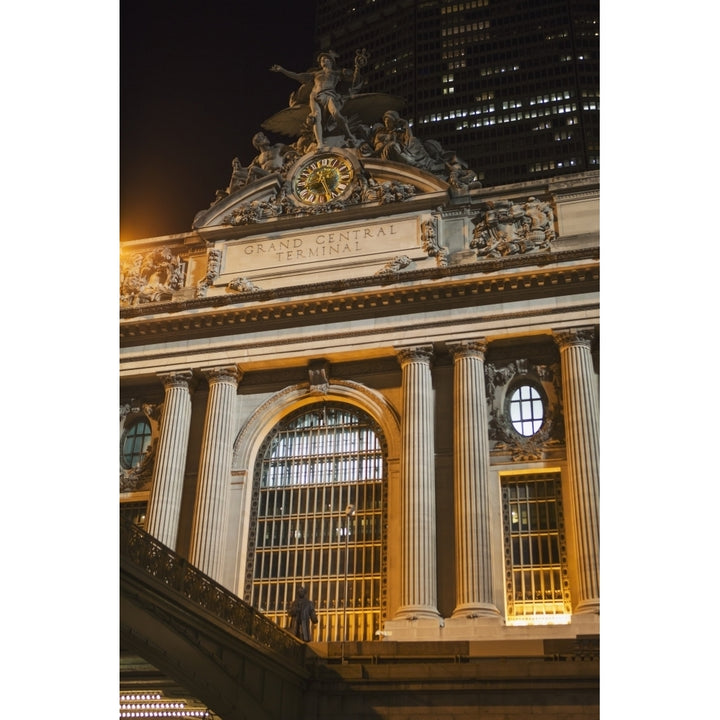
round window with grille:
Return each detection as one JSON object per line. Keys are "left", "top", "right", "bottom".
{"left": 120, "top": 419, "right": 152, "bottom": 469}
{"left": 508, "top": 384, "right": 545, "bottom": 436}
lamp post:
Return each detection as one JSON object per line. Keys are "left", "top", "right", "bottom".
{"left": 341, "top": 503, "right": 355, "bottom": 663}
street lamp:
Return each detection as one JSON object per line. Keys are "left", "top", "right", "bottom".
{"left": 341, "top": 503, "right": 355, "bottom": 663}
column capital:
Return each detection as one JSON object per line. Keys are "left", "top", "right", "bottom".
{"left": 157, "top": 370, "right": 195, "bottom": 390}
{"left": 200, "top": 365, "right": 243, "bottom": 385}
{"left": 395, "top": 345, "right": 434, "bottom": 367}
{"left": 447, "top": 339, "right": 488, "bottom": 360}
{"left": 552, "top": 326, "right": 595, "bottom": 351}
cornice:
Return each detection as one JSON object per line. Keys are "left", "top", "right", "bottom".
{"left": 121, "top": 247, "right": 597, "bottom": 319}
{"left": 120, "top": 248, "right": 598, "bottom": 347}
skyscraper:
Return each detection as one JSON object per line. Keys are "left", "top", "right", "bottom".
{"left": 315, "top": 0, "right": 599, "bottom": 186}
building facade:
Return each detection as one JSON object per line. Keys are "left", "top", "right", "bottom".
{"left": 120, "top": 43, "right": 599, "bottom": 717}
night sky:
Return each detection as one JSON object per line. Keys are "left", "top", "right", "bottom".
{"left": 121, "top": 0, "right": 318, "bottom": 241}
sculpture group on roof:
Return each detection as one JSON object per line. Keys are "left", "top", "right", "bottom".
{"left": 196, "top": 49, "right": 482, "bottom": 225}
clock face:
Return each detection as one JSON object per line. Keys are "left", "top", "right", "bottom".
{"left": 293, "top": 154, "right": 355, "bottom": 205}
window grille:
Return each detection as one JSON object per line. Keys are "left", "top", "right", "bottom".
{"left": 502, "top": 471, "right": 571, "bottom": 623}
{"left": 121, "top": 420, "right": 152, "bottom": 469}
{"left": 244, "top": 403, "right": 387, "bottom": 642}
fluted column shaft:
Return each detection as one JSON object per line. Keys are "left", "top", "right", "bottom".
{"left": 189, "top": 366, "right": 241, "bottom": 582}
{"left": 555, "top": 328, "right": 600, "bottom": 614}
{"left": 394, "top": 346, "right": 440, "bottom": 619}
{"left": 449, "top": 341, "right": 500, "bottom": 617}
{"left": 146, "top": 371, "right": 194, "bottom": 550}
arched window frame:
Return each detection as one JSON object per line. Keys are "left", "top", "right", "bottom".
{"left": 243, "top": 400, "right": 389, "bottom": 642}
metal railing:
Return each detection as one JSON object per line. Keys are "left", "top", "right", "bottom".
{"left": 120, "top": 521, "right": 307, "bottom": 666}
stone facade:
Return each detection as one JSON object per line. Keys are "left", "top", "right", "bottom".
{"left": 121, "top": 166, "right": 598, "bottom": 621}
{"left": 120, "top": 58, "right": 598, "bottom": 711}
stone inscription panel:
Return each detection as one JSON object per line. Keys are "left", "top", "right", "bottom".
{"left": 220, "top": 218, "right": 422, "bottom": 280}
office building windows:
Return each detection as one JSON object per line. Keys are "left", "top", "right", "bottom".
{"left": 315, "top": 0, "right": 599, "bottom": 186}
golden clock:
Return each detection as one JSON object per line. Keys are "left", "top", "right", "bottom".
{"left": 293, "top": 153, "right": 355, "bottom": 205}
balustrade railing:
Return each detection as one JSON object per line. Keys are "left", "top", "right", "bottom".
{"left": 120, "top": 521, "right": 307, "bottom": 665}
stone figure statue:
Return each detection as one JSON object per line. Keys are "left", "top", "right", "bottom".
{"left": 270, "top": 50, "right": 368, "bottom": 147}
{"left": 227, "top": 157, "right": 249, "bottom": 194}
{"left": 288, "top": 587, "right": 318, "bottom": 642}
{"left": 224, "top": 133, "right": 295, "bottom": 196}
{"left": 191, "top": 49, "right": 485, "bottom": 228}
{"left": 444, "top": 152, "right": 481, "bottom": 190}
{"left": 371, "top": 110, "right": 445, "bottom": 174}
{"left": 246, "top": 132, "right": 294, "bottom": 178}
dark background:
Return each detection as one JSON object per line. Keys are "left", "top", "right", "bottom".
{"left": 121, "top": 1, "right": 318, "bottom": 241}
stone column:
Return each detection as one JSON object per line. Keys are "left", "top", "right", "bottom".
{"left": 145, "top": 371, "right": 194, "bottom": 550}
{"left": 448, "top": 340, "right": 501, "bottom": 618}
{"left": 189, "top": 366, "right": 241, "bottom": 582}
{"left": 554, "top": 328, "right": 600, "bottom": 614}
{"left": 394, "top": 345, "right": 440, "bottom": 619}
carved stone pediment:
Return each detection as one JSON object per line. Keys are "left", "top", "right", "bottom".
{"left": 192, "top": 152, "right": 447, "bottom": 230}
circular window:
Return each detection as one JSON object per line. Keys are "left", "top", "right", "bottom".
{"left": 508, "top": 384, "right": 544, "bottom": 436}
{"left": 121, "top": 420, "right": 152, "bottom": 469}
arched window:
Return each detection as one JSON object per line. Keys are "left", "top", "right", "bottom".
{"left": 121, "top": 419, "right": 152, "bottom": 469}
{"left": 244, "top": 403, "right": 387, "bottom": 642}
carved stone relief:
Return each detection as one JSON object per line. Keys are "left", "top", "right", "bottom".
{"left": 195, "top": 248, "right": 223, "bottom": 298}
{"left": 485, "top": 357, "right": 564, "bottom": 462}
{"left": 374, "top": 255, "right": 413, "bottom": 275}
{"left": 219, "top": 173, "right": 417, "bottom": 227}
{"left": 227, "top": 276, "right": 262, "bottom": 294}
{"left": 120, "top": 247, "right": 186, "bottom": 306}
{"left": 471, "top": 196, "right": 556, "bottom": 259}
{"left": 307, "top": 359, "right": 330, "bottom": 395}
{"left": 421, "top": 217, "right": 448, "bottom": 267}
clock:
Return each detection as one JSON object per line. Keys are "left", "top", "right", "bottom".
{"left": 292, "top": 152, "right": 355, "bottom": 206}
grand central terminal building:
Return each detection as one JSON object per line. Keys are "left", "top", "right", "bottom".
{"left": 120, "top": 51, "right": 599, "bottom": 719}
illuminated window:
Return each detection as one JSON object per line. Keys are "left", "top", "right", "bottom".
{"left": 508, "top": 384, "right": 544, "bottom": 436}
{"left": 502, "top": 472, "right": 571, "bottom": 624}
{"left": 121, "top": 420, "right": 151, "bottom": 469}
{"left": 120, "top": 501, "right": 147, "bottom": 528}
{"left": 245, "top": 403, "right": 386, "bottom": 642}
